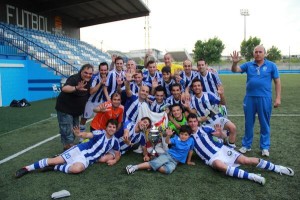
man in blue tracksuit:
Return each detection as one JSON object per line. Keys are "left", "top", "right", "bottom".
{"left": 230, "top": 45, "right": 281, "bottom": 157}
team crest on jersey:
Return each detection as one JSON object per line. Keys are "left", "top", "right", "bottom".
{"left": 227, "top": 150, "right": 233, "bottom": 156}
{"left": 263, "top": 66, "right": 267, "bottom": 71}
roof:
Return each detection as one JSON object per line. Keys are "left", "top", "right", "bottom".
{"left": 5, "top": 0, "right": 150, "bottom": 28}
{"left": 166, "top": 49, "right": 193, "bottom": 62}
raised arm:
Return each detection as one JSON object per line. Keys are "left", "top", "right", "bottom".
{"left": 125, "top": 72, "right": 133, "bottom": 97}
{"left": 73, "top": 126, "right": 94, "bottom": 139}
{"left": 62, "top": 80, "right": 87, "bottom": 93}
{"left": 230, "top": 51, "right": 243, "bottom": 73}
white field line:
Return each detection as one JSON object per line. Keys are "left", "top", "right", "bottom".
{"left": 0, "top": 134, "right": 59, "bottom": 164}
{"left": 0, "top": 118, "right": 92, "bottom": 165}
{"left": 0, "top": 114, "right": 299, "bottom": 165}
{"left": 0, "top": 117, "right": 55, "bottom": 137}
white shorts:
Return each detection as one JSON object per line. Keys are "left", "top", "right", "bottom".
{"left": 208, "top": 145, "right": 241, "bottom": 168}
{"left": 83, "top": 101, "right": 100, "bottom": 119}
{"left": 61, "top": 146, "right": 89, "bottom": 169}
{"left": 208, "top": 117, "right": 230, "bottom": 130}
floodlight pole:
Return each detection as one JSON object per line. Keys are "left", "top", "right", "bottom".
{"left": 240, "top": 9, "right": 250, "bottom": 41}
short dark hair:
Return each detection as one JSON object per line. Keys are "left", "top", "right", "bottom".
{"left": 191, "top": 78, "right": 201, "bottom": 87}
{"left": 146, "top": 60, "right": 155, "bottom": 67}
{"left": 154, "top": 85, "right": 166, "bottom": 95}
{"left": 161, "top": 66, "right": 171, "bottom": 74}
{"left": 79, "top": 64, "right": 94, "bottom": 74}
{"left": 106, "top": 119, "right": 118, "bottom": 127}
{"left": 171, "top": 83, "right": 181, "bottom": 91}
{"left": 99, "top": 62, "right": 108, "bottom": 70}
{"left": 179, "top": 125, "right": 192, "bottom": 135}
{"left": 115, "top": 56, "right": 124, "bottom": 63}
{"left": 170, "top": 103, "right": 183, "bottom": 111}
{"left": 197, "top": 58, "right": 206, "bottom": 64}
{"left": 187, "top": 113, "right": 198, "bottom": 121}
{"left": 134, "top": 69, "right": 143, "bottom": 77}
{"left": 111, "top": 92, "right": 121, "bottom": 100}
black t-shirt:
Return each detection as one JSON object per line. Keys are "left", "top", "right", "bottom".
{"left": 55, "top": 73, "right": 91, "bottom": 116}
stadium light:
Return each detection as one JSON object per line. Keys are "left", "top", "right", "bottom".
{"left": 240, "top": 9, "right": 250, "bottom": 41}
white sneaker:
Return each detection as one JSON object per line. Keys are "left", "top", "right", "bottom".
{"left": 262, "top": 149, "right": 269, "bottom": 157}
{"left": 239, "top": 147, "right": 251, "bottom": 154}
{"left": 252, "top": 174, "right": 266, "bottom": 185}
{"left": 126, "top": 165, "right": 135, "bottom": 175}
{"left": 133, "top": 145, "right": 143, "bottom": 153}
{"left": 277, "top": 165, "right": 294, "bottom": 176}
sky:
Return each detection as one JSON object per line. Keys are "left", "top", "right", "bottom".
{"left": 80, "top": 0, "right": 300, "bottom": 56}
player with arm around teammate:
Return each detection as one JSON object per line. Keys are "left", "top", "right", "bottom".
{"left": 187, "top": 113, "right": 294, "bottom": 185}
{"left": 15, "top": 119, "right": 121, "bottom": 178}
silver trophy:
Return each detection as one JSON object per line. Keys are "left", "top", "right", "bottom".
{"left": 148, "top": 126, "right": 161, "bottom": 156}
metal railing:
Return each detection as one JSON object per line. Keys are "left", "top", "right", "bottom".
{"left": 0, "top": 23, "right": 79, "bottom": 77}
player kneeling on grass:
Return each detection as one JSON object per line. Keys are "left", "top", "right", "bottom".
{"left": 15, "top": 119, "right": 121, "bottom": 178}
{"left": 126, "top": 125, "right": 195, "bottom": 175}
{"left": 187, "top": 113, "right": 294, "bottom": 185}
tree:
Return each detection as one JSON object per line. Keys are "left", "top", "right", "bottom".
{"left": 193, "top": 37, "right": 225, "bottom": 64}
{"left": 266, "top": 46, "right": 282, "bottom": 62}
{"left": 240, "top": 37, "right": 261, "bottom": 61}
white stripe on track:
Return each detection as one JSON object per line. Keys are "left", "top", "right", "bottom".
{"left": 0, "top": 118, "right": 93, "bottom": 165}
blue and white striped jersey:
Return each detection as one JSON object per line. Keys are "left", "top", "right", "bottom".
{"left": 105, "top": 70, "right": 125, "bottom": 99}
{"left": 197, "top": 71, "right": 221, "bottom": 96}
{"left": 191, "top": 126, "right": 223, "bottom": 165}
{"left": 124, "top": 94, "right": 148, "bottom": 123}
{"left": 77, "top": 130, "right": 120, "bottom": 165}
{"left": 143, "top": 70, "right": 162, "bottom": 91}
{"left": 88, "top": 73, "right": 105, "bottom": 103}
{"left": 160, "top": 79, "right": 176, "bottom": 97}
{"left": 119, "top": 121, "right": 146, "bottom": 155}
{"left": 149, "top": 96, "right": 167, "bottom": 113}
{"left": 166, "top": 95, "right": 181, "bottom": 106}
{"left": 121, "top": 81, "right": 147, "bottom": 95}
{"left": 190, "top": 92, "right": 223, "bottom": 124}
{"left": 179, "top": 70, "right": 198, "bottom": 91}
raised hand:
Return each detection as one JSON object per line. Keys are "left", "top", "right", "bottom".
{"left": 98, "top": 103, "right": 110, "bottom": 112}
{"left": 111, "top": 54, "right": 117, "bottom": 63}
{"left": 125, "top": 71, "right": 134, "bottom": 82}
{"left": 116, "top": 75, "right": 123, "bottom": 86}
{"left": 165, "top": 128, "right": 174, "bottom": 136}
{"left": 100, "top": 76, "right": 106, "bottom": 85}
{"left": 230, "top": 51, "right": 242, "bottom": 64}
{"left": 73, "top": 126, "right": 81, "bottom": 137}
{"left": 76, "top": 80, "right": 88, "bottom": 91}
{"left": 152, "top": 78, "right": 158, "bottom": 89}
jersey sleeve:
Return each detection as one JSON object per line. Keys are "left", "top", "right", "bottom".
{"left": 112, "top": 138, "right": 120, "bottom": 151}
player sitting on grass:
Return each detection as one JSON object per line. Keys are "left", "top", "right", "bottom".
{"left": 125, "top": 125, "right": 195, "bottom": 175}
{"left": 187, "top": 113, "right": 294, "bottom": 185}
{"left": 120, "top": 117, "right": 152, "bottom": 161}
{"left": 15, "top": 119, "right": 121, "bottom": 178}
